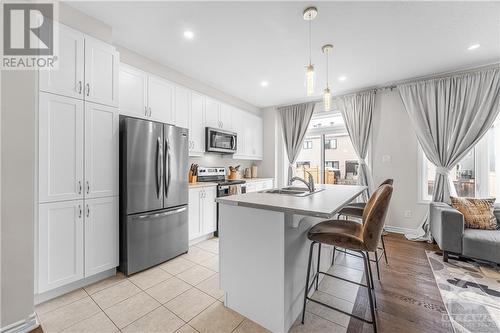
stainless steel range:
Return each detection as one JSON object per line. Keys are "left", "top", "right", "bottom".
{"left": 196, "top": 167, "right": 246, "bottom": 236}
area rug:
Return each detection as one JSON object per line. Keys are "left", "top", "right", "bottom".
{"left": 426, "top": 251, "right": 500, "bottom": 333}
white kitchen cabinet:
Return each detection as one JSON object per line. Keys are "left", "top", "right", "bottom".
{"left": 84, "top": 196, "right": 119, "bottom": 276}
{"left": 119, "top": 64, "right": 148, "bottom": 118}
{"left": 38, "top": 200, "right": 84, "bottom": 293}
{"left": 148, "top": 75, "right": 175, "bottom": 124}
{"left": 175, "top": 86, "right": 190, "bottom": 129}
{"left": 205, "top": 98, "right": 233, "bottom": 130}
{"left": 84, "top": 36, "right": 119, "bottom": 107}
{"left": 39, "top": 25, "right": 84, "bottom": 99}
{"left": 219, "top": 103, "right": 233, "bottom": 131}
{"left": 188, "top": 186, "right": 217, "bottom": 240}
{"left": 190, "top": 92, "right": 205, "bottom": 155}
{"left": 188, "top": 187, "right": 203, "bottom": 240}
{"left": 203, "top": 187, "right": 217, "bottom": 234}
{"left": 84, "top": 102, "right": 119, "bottom": 199}
{"left": 39, "top": 93, "right": 84, "bottom": 203}
{"left": 205, "top": 97, "right": 220, "bottom": 129}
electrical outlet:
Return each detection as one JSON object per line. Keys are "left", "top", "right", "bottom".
{"left": 382, "top": 155, "right": 392, "bottom": 163}
{"left": 404, "top": 210, "right": 413, "bottom": 218}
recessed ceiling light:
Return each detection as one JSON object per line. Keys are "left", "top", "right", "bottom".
{"left": 183, "top": 30, "right": 194, "bottom": 40}
{"left": 338, "top": 76, "right": 347, "bottom": 82}
{"left": 468, "top": 43, "right": 480, "bottom": 50}
{"left": 261, "top": 81, "right": 269, "bottom": 87}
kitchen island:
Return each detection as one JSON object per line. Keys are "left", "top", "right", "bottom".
{"left": 216, "top": 184, "right": 366, "bottom": 333}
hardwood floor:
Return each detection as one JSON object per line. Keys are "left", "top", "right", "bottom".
{"left": 347, "top": 233, "right": 452, "bottom": 333}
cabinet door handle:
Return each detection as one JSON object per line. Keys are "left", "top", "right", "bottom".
{"left": 85, "top": 83, "right": 90, "bottom": 96}
{"left": 78, "top": 181, "right": 82, "bottom": 194}
{"left": 86, "top": 204, "right": 90, "bottom": 218}
{"left": 86, "top": 181, "right": 90, "bottom": 194}
{"left": 221, "top": 121, "right": 223, "bottom": 128}
{"left": 149, "top": 107, "right": 152, "bottom": 117}
{"left": 78, "top": 205, "right": 82, "bottom": 218}
{"left": 78, "top": 81, "right": 82, "bottom": 94}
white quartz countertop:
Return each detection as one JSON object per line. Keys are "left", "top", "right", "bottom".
{"left": 216, "top": 184, "right": 366, "bottom": 218}
{"left": 241, "top": 178, "right": 274, "bottom": 183}
{"left": 188, "top": 182, "right": 218, "bottom": 189}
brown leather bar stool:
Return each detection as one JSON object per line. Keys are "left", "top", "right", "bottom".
{"left": 334, "top": 179, "right": 394, "bottom": 280}
{"left": 301, "top": 184, "right": 393, "bottom": 333}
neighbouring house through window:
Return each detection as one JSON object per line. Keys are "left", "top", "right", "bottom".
{"left": 292, "top": 109, "right": 362, "bottom": 185}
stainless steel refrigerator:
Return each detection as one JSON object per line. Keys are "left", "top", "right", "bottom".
{"left": 119, "top": 116, "right": 189, "bottom": 275}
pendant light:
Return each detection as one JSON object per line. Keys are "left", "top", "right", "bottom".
{"left": 303, "top": 7, "right": 317, "bottom": 96}
{"left": 322, "top": 44, "right": 333, "bottom": 111}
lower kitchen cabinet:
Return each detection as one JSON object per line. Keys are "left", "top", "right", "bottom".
{"left": 188, "top": 186, "right": 217, "bottom": 241}
{"left": 38, "top": 200, "right": 84, "bottom": 293}
{"left": 84, "top": 196, "right": 119, "bottom": 277}
{"left": 38, "top": 197, "right": 118, "bottom": 293}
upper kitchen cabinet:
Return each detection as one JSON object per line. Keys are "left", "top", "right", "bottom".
{"left": 148, "top": 75, "right": 175, "bottom": 125}
{"left": 84, "top": 37, "right": 120, "bottom": 107}
{"left": 219, "top": 103, "right": 233, "bottom": 131}
{"left": 189, "top": 92, "right": 205, "bottom": 155}
{"left": 175, "top": 86, "right": 190, "bottom": 129}
{"left": 205, "top": 98, "right": 232, "bottom": 131}
{"left": 205, "top": 97, "right": 221, "bottom": 129}
{"left": 84, "top": 102, "right": 119, "bottom": 199}
{"left": 39, "top": 24, "right": 84, "bottom": 99}
{"left": 233, "top": 109, "right": 263, "bottom": 160}
{"left": 39, "top": 92, "right": 84, "bottom": 203}
{"left": 39, "top": 24, "right": 119, "bottom": 108}
{"left": 119, "top": 64, "right": 148, "bottom": 118}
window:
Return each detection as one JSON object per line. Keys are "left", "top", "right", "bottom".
{"left": 325, "top": 139, "right": 337, "bottom": 150}
{"left": 419, "top": 114, "right": 500, "bottom": 201}
{"left": 293, "top": 111, "right": 360, "bottom": 185}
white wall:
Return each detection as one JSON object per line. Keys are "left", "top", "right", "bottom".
{"left": 1, "top": 71, "right": 38, "bottom": 331}
{"left": 371, "top": 90, "right": 428, "bottom": 232}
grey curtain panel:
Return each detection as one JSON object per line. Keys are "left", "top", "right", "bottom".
{"left": 339, "top": 90, "right": 376, "bottom": 201}
{"left": 399, "top": 67, "right": 500, "bottom": 241}
{"left": 278, "top": 102, "right": 316, "bottom": 183}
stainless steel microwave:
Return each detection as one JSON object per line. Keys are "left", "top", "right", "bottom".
{"left": 205, "top": 127, "right": 237, "bottom": 154}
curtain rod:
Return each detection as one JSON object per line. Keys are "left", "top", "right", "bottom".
{"left": 275, "top": 62, "right": 500, "bottom": 108}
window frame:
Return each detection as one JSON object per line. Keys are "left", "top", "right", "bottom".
{"left": 303, "top": 140, "right": 313, "bottom": 150}
{"left": 417, "top": 137, "right": 494, "bottom": 203}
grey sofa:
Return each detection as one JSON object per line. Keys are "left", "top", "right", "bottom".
{"left": 430, "top": 202, "right": 500, "bottom": 263}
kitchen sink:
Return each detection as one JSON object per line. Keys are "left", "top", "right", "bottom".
{"left": 261, "top": 187, "right": 324, "bottom": 197}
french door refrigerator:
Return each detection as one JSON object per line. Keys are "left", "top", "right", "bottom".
{"left": 119, "top": 116, "right": 189, "bottom": 275}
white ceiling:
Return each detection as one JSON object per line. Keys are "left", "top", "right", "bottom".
{"left": 68, "top": 1, "right": 500, "bottom": 108}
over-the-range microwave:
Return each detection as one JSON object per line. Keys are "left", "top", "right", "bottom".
{"left": 205, "top": 127, "right": 237, "bottom": 154}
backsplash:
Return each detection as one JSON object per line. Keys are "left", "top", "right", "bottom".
{"left": 189, "top": 154, "right": 261, "bottom": 177}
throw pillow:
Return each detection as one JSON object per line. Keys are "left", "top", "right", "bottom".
{"left": 450, "top": 197, "right": 498, "bottom": 230}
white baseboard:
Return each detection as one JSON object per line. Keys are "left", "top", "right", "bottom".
{"left": 384, "top": 225, "right": 418, "bottom": 235}
{"left": 189, "top": 233, "right": 215, "bottom": 246}
{"left": 35, "top": 268, "right": 116, "bottom": 305}
{"left": 1, "top": 313, "right": 38, "bottom": 333}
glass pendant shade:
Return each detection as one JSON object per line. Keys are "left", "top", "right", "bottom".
{"left": 323, "top": 87, "right": 332, "bottom": 111}
{"left": 305, "top": 64, "right": 315, "bottom": 96}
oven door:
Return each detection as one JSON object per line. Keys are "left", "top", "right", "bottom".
{"left": 205, "top": 127, "right": 237, "bottom": 154}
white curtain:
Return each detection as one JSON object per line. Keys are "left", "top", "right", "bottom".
{"left": 339, "top": 90, "right": 376, "bottom": 201}
{"left": 399, "top": 67, "right": 500, "bottom": 241}
{"left": 278, "top": 102, "right": 316, "bottom": 183}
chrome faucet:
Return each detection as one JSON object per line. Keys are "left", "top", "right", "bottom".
{"left": 289, "top": 171, "right": 315, "bottom": 193}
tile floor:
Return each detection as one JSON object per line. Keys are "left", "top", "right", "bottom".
{"left": 36, "top": 237, "right": 364, "bottom": 333}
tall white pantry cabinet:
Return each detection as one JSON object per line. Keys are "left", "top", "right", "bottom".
{"left": 37, "top": 24, "right": 119, "bottom": 295}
